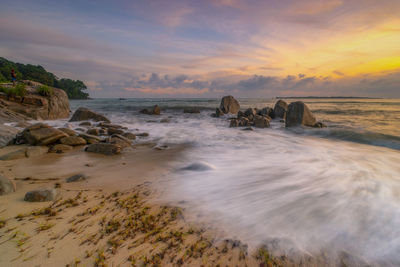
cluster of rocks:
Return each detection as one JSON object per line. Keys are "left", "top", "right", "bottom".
{"left": 215, "top": 96, "right": 326, "bottom": 129}
{"left": 140, "top": 105, "right": 161, "bottom": 115}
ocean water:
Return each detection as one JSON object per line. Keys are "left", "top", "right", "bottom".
{"left": 63, "top": 98, "right": 399, "bottom": 265}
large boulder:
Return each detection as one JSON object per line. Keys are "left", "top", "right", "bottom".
{"left": 274, "top": 100, "right": 288, "bottom": 119}
{"left": 85, "top": 143, "right": 121, "bottom": 155}
{"left": 18, "top": 123, "right": 68, "bottom": 146}
{"left": 69, "top": 107, "right": 110, "bottom": 123}
{"left": 60, "top": 136, "right": 87, "bottom": 146}
{"left": 0, "top": 175, "right": 16, "bottom": 195}
{"left": 106, "top": 134, "right": 132, "bottom": 148}
{"left": 220, "top": 96, "right": 240, "bottom": 114}
{"left": 140, "top": 105, "right": 161, "bottom": 115}
{"left": 285, "top": 101, "right": 317, "bottom": 127}
{"left": 24, "top": 189, "right": 58, "bottom": 202}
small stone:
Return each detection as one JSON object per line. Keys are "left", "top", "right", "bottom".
{"left": 160, "top": 118, "right": 170, "bottom": 123}
{"left": 85, "top": 143, "right": 121, "bottom": 155}
{"left": 66, "top": 174, "right": 87, "bottom": 183}
{"left": 136, "top": 132, "right": 149, "bottom": 137}
{"left": 24, "top": 189, "right": 58, "bottom": 202}
{"left": 242, "top": 127, "right": 254, "bottom": 131}
{"left": 79, "top": 121, "right": 91, "bottom": 126}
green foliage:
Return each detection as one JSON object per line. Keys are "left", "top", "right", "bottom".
{"left": 0, "top": 57, "right": 89, "bottom": 99}
{"left": 0, "top": 84, "right": 26, "bottom": 98}
{"left": 37, "top": 85, "right": 53, "bottom": 96}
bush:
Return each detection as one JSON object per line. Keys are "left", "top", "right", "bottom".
{"left": 14, "top": 83, "right": 27, "bottom": 97}
{"left": 36, "top": 85, "right": 53, "bottom": 96}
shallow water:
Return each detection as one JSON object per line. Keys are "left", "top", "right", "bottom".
{"left": 56, "top": 98, "right": 400, "bottom": 265}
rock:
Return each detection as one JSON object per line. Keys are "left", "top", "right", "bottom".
{"left": 0, "top": 124, "right": 19, "bottom": 147}
{"left": 19, "top": 123, "right": 68, "bottom": 146}
{"left": 107, "top": 127, "right": 124, "bottom": 135}
{"left": 154, "top": 145, "right": 169, "bottom": 150}
{"left": 285, "top": 101, "right": 317, "bottom": 127}
{"left": 244, "top": 108, "right": 257, "bottom": 117}
{"left": 215, "top": 108, "right": 224, "bottom": 117}
{"left": 49, "top": 144, "right": 73, "bottom": 153}
{"left": 254, "top": 115, "right": 270, "bottom": 128}
{"left": 160, "top": 118, "right": 170, "bottom": 123}
{"left": 0, "top": 81, "right": 69, "bottom": 120}
{"left": 58, "top": 128, "right": 76, "bottom": 136}
{"left": 0, "top": 175, "right": 16, "bottom": 195}
{"left": 24, "top": 189, "right": 58, "bottom": 202}
{"left": 85, "top": 143, "right": 122, "bottom": 155}
{"left": 87, "top": 128, "right": 100, "bottom": 136}
{"left": 69, "top": 107, "right": 110, "bottom": 123}
{"left": 180, "top": 162, "right": 214, "bottom": 171}
{"left": 313, "top": 122, "right": 327, "bottom": 128}
{"left": 242, "top": 127, "right": 254, "bottom": 131}
{"left": 15, "top": 121, "right": 31, "bottom": 128}
{"left": 122, "top": 132, "right": 136, "bottom": 140}
{"left": 183, "top": 108, "right": 200, "bottom": 114}
{"left": 79, "top": 121, "right": 91, "bottom": 126}
{"left": 229, "top": 119, "right": 239, "bottom": 127}
{"left": 25, "top": 146, "right": 48, "bottom": 157}
{"left": 78, "top": 133, "right": 102, "bottom": 144}
{"left": 60, "top": 136, "right": 87, "bottom": 146}
{"left": 66, "top": 174, "right": 86, "bottom": 183}
{"left": 258, "top": 107, "right": 275, "bottom": 118}
{"left": 140, "top": 105, "right": 161, "bottom": 115}
{"left": 238, "top": 117, "right": 250, "bottom": 127}
{"left": 274, "top": 100, "right": 288, "bottom": 119}
{"left": 74, "top": 128, "right": 86, "bottom": 132}
{"left": 97, "top": 122, "right": 124, "bottom": 129}
{"left": 237, "top": 110, "right": 244, "bottom": 118}
{"left": 136, "top": 132, "right": 149, "bottom": 137}
{"left": 0, "top": 145, "right": 28, "bottom": 160}
{"left": 106, "top": 134, "right": 132, "bottom": 148}
{"left": 220, "top": 95, "right": 240, "bottom": 114}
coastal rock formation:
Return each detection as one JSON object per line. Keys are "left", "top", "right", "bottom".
{"left": 285, "top": 101, "right": 317, "bottom": 127}
{"left": 0, "top": 81, "right": 70, "bottom": 120}
{"left": 24, "top": 188, "right": 58, "bottom": 202}
{"left": 60, "top": 136, "right": 87, "bottom": 146}
{"left": 18, "top": 123, "right": 68, "bottom": 146}
{"left": 258, "top": 107, "right": 275, "bottom": 118}
{"left": 0, "top": 175, "right": 16, "bottom": 195}
{"left": 254, "top": 115, "right": 270, "bottom": 128}
{"left": 70, "top": 107, "right": 110, "bottom": 123}
{"left": 220, "top": 95, "right": 240, "bottom": 114}
{"left": 274, "top": 100, "right": 288, "bottom": 119}
{"left": 85, "top": 143, "right": 121, "bottom": 155}
{"left": 140, "top": 105, "right": 161, "bottom": 115}
{"left": 230, "top": 107, "right": 271, "bottom": 128}
{"left": 49, "top": 144, "right": 73, "bottom": 153}
{"left": 183, "top": 108, "right": 200, "bottom": 114}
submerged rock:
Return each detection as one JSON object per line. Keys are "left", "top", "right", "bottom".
{"left": 285, "top": 101, "right": 317, "bottom": 127}
{"left": 24, "top": 189, "right": 58, "bottom": 202}
{"left": 70, "top": 107, "right": 110, "bottom": 123}
{"left": 85, "top": 143, "right": 121, "bottom": 155}
{"left": 140, "top": 105, "right": 161, "bottom": 115}
{"left": 0, "top": 175, "right": 16, "bottom": 195}
{"left": 274, "top": 100, "right": 288, "bottom": 119}
{"left": 220, "top": 95, "right": 240, "bottom": 114}
{"left": 180, "top": 162, "right": 214, "bottom": 171}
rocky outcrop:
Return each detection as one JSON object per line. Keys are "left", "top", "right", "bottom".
{"left": 0, "top": 175, "right": 16, "bottom": 195}
{"left": 70, "top": 107, "right": 110, "bottom": 123}
{"left": 140, "top": 105, "right": 161, "bottom": 115}
{"left": 24, "top": 189, "right": 58, "bottom": 202}
{"left": 0, "top": 81, "right": 69, "bottom": 120}
{"left": 17, "top": 123, "right": 68, "bottom": 145}
{"left": 229, "top": 107, "right": 271, "bottom": 129}
{"left": 274, "top": 100, "right": 288, "bottom": 119}
{"left": 285, "top": 101, "right": 317, "bottom": 127}
{"left": 85, "top": 143, "right": 121, "bottom": 155}
{"left": 220, "top": 96, "right": 240, "bottom": 114}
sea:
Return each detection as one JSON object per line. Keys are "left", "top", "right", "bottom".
{"left": 52, "top": 98, "right": 400, "bottom": 265}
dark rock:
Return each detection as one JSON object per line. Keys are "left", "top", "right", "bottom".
{"left": 140, "top": 105, "right": 161, "bottom": 115}
{"left": 122, "top": 132, "right": 136, "bottom": 140}
{"left": 274, "top": 100, "right": 288, "bottom": 119}
{"left": 60, "top": 136, "right": 87, "bottom": 146}
{"left": 244, "top": 108, "right": 257, "bottom": 117}
{"left": 66, "top": 174, "right": 87, "bottom": 183}
{"left": 87, "top": 128, "right": 100, "bottom": 136}
{"left": 154, "top": 145, "right": 169, "bottom": 150}
{"left": 85, "top": 143, "right": 121, "bottom": 155}
{"left": 19, "top": 123, "right": 68, "bottom": 146}
{"left": 313, "top": 122, "right": 327, "bottom": 128}
{"left": 0, "top": 175, "right": 16, "bottom": 195}
{"left": 229, "top": 119, "right": 239, "bottom": 127}
{"left": 24, "top": 189, "right": 58, "bottom": 202}
{"left": 242, "top": 127, "right": 254, "bottom": 131}
{"left": 237, "top": 110, "right": 245, "bottom": 118}
{"left": 285, "top": 101, "right": 317, "bottom": 127}
{"left": 220, "top": 95, "right": 240, "bottom": 114}
{"left": 97, "top": 122, "right": 124, "bottom": 129}
{"left": 107, "top": 127, "right": 124, "bottom": 135}
{"left": 239, "top": 117, "right": 250, "bottom": 127}
{"left": 215, "top": 108, "right": 224, "bottom": 117}
{"left": 180, "top": 162, "right": 214, "bottom": 171}
{"left": 79, "top": 121, "right": 91, "bottom": 126}
{"left": 258, "top": 107, "right": 275, "bottom": 118}
{"left": 183, "top": 108, "right": 200, "bottom": 114}
{"left": 254, "top": 115, "right": 270, "bottom": 128}
{"left": 160, "top": 118, "right": 170, "bottom": 123}
{"left": 49, "top": 144, "right": 73, "bottom": 153}
{"left": 136, "top": 132, "right": 149, "bottom": 137}
{"left": 69, "top": 107, "right": 110, "bottom": 123}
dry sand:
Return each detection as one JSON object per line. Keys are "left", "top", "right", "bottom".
{"left": 0, "top": 145, "right": 287, "bottom": 267}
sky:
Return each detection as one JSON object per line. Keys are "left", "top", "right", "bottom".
{"left": 1, "top": 0, "right": 399, "bottom": 98}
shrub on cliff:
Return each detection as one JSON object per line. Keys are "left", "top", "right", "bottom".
{"left": 37, "top": 85, "right": 53, "bottom": 96}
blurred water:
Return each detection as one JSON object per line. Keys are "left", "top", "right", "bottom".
{"left": 64, "top": 98, "right": 400, "bottom": 265}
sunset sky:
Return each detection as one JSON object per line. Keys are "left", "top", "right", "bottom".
{"left": 1, "top": 0, "right": 399, "bottom": 97}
